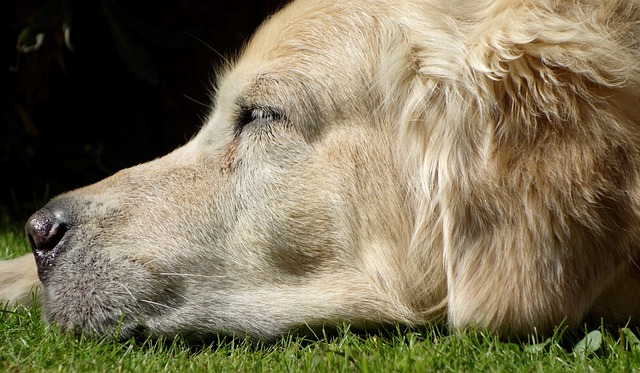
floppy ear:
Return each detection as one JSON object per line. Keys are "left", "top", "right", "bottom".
{"left": 404, "top": 1, "right": 640, "bottom": 335}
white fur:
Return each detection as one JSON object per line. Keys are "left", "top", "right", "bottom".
{"left": 1, "top": 0, "right": 639, "bottom": 340}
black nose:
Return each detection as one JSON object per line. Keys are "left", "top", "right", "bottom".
{"left": 26, "top": 209, "right": 67, "bottom": 252}
{"left": 26, "top": 207, "right": 69, "bottom": 277}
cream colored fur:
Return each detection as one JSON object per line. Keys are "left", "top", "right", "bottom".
{"left": 1, "top": 0, "right": 639, "bottom": 340}
{"left": 0, "top": 255, "right": 40, "bottom": 307}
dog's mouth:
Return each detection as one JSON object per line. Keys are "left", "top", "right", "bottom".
{"left": 26, "top": 209, "right": 180, "bottom": 340}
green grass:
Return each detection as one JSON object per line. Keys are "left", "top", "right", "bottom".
{"left": 3, "top": 219, "right": 640, "bottom": 372}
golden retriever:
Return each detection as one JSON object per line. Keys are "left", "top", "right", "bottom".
{"left": 1, "top": 0, "right": 640, "bottom": 341}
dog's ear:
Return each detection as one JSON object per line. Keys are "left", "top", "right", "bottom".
{"left": 402, "top": 0, "right": 640, "bottom": 169}
{"left": 403, "top": 1, "right": 640, "bottom": 335}
{"left": 474, "top": 3, "right": 640, "bottom": 149}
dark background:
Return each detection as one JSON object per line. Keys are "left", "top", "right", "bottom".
{"left": 1, "top": 0, "right": 287, "bottom": 222}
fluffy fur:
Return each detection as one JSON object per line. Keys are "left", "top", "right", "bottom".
{"left": 1, "top": 0, "right": 640, "bottom": 340}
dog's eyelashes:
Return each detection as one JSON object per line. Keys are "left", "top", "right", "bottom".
{"left": 252, "top": 107, "right": 283, "bottom": 122}
{"left": 236, "top": 106, "right": 284, "bottom": 133}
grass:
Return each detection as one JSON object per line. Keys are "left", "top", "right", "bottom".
{"left": 2, "top": 217, "right": 640, "bottom": 372}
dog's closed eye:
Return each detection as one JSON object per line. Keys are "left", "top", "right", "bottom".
{"left": 236, "top": 106, "right": 284, "bottom": 133}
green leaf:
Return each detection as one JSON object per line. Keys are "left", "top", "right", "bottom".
{"left": 524, "top": 340, "right": 549, "bottom": 353}
{"left": 573, "top": 330, "right": 602, "bottom": 355}
{"left": 620, "top": 327, "right": 640, "bottom": 352}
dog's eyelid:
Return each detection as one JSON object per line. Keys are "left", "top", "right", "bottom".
{"left": 236, "top": 105, "right": 285, "bottom": 131}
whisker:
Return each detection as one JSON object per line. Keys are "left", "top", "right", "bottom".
{"left": 139, "top": 299, "right": 175, "bottom": 310}
{"left": 157, "top": 272, "right": 226, "bottom": 278}
{"left": 141, "top": 257, "right": 159, "bottom": 266}
{"left": 182, "top": 31, "right": 230, "bottom": 65}
{"left": 120, "top": 284, "right": 136, "bottom": 302}
{"left": 182, "top": 94, "right": 210, "bottom": 108}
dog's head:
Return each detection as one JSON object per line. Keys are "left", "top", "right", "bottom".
{"left": 24, "top": 0, "right": 640, "bottom": 340}
{"left": 25, "top": 0, "right": 445, "bottom": 340}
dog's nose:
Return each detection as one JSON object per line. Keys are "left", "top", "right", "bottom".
{"left": 26, "top": 209, "right": 67, "bottom": 252}
{"left": 26, "top": 207, "right": 69, "bottom": 277}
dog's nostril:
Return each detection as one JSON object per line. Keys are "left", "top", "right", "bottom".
{"left": 25, "top": 209, "right": 67, "bottom": 252}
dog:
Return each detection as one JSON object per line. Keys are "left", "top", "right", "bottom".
{"left": 1, "top": 0, "right": 640, "bottom": 341}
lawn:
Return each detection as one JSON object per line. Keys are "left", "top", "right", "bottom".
{"left": 2, "top": 216, "right": 640, "bottom": 372}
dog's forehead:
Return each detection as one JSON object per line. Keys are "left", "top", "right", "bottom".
{"left": 198, "top": 0, "right": 412, "bottom": 150}
{"left": 216, "top": 1, "right": 396, "bottom": 114}
{"left": 248, "top": 1, "right": 384, "bottom": 63}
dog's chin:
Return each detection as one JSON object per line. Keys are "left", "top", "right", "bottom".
{"left": 42, "top": 299, "right": 140, "bottom": 340}
{"left": 42, "top": 293, "right": 188, "bottom": 342}
{"left": 38, "top": 252, "right": 185, "bottom": 341}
